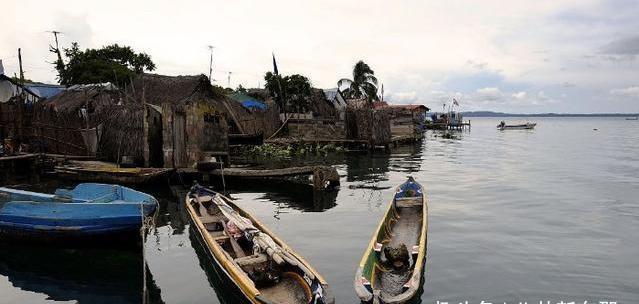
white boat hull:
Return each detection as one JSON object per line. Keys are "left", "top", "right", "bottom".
{"left": 498, "top": 123, "right": 536, "bottom": 130}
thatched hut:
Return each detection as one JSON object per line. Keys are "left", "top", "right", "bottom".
{"left": 345, "top": 107, "right": 391, "bottom": 146}
{"left": 372, "top": 102, "right": 429, "bottom": 136}
{"left": 272, "top": 88, "right": 347, "bottom": 140}
{"left": 35, "top": 74, "right": 234, "bottom": 168}
{"left": 128, "top": 74, "right": 230, "bottom": 168}
{"left": 38, "top": 84, "right": 152, "bottom": 161}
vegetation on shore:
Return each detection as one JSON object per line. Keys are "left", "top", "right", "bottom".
{"left": 237, "top": 143, "right": 345, "bottom": 160}
{"left": 264, "top": 72, "right": 313, "bottom": 113}
{"left": 52, "top": 42, "right": 155, "bottom": 86}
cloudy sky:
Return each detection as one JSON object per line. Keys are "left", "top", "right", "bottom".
{"left": 2, "top": 0, "right": 638, "bottom": 113}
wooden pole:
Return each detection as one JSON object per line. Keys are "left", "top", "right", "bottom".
{"left": 53, "top": 31, "right": 63, "bottom": 64}
{"left": 17, "top": 48, "right": 24, "bottom": 85}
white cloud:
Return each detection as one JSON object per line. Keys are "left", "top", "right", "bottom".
{"left": 388, "top": 91, "right": 418, "bottom": 104}
{"left": 512, "top": 91, "right": 527, "bottom": 100}
{"left": 610, "top": 86, "right": 639, "bottom": 98}
{"left": 1, "top": 0, "right": 638, "bottom": 113}
{"left": 476, "top": 87, "right": 503, "bottom": 101}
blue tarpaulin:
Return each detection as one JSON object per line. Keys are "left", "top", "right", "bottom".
{"left": 228, "top": 93, "right": 268, "bottom": 111}
{"left": 241, "top": 100, "right": 267, "bottom": 111}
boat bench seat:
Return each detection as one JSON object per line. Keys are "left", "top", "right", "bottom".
{"left": 235, "top": 253, "right": 268, "bottom": 267}
{"left": 203, "top": 217, "right": 224, "bottom": 227}
{"left": 204, "top": 223, "right": 224, "bottom": 237}
{"left": 213, "top": 235, "right": 229, "bottom": 241}
{"left": 197, "top": 195, "right": 214, "bottom": 203}
{"left": 395, "top": 197, "right": 422, "bottom": 208}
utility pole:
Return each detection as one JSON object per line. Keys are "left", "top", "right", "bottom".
{"left": 207, "top": 45, "right": 214, "bottom": 84}
{"left": 17, "top": 48, "right": 24, "bottom": 85}
{"left": 227, "top": 71, "right": 232, "bottom": 88}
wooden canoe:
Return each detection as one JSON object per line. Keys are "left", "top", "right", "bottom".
{"left": 185, "top": 185, "right": 334, "bottom": 304}
{"left": 354, "top": 176, "right": 428, "bottom": 304}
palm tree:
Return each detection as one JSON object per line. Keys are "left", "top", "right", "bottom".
{"left": 338, "top": 60, "right": 379, "bottom": 105}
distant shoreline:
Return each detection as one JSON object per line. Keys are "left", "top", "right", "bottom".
{"left": 458, "top": 111, "right": 639, "bottom": 118}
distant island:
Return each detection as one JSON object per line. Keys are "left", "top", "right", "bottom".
{"left": 458, "top": 111, "right": 639, "bottom": 117}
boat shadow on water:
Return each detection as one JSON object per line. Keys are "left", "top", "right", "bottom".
{"left": 189, "top": 228, "right": 253, "bottom": 304}
{"left": 0, "top": 242, "right": 165, "bottom": 304}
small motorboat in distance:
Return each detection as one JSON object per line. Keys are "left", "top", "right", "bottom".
{"left": 186, "top": 184, "right": 334, "bottom": 304}
{"left": 497, "top": 121, "right": 537, "bottom": 130}
{"left": 354, "top": 176, "right": 428, "bottom": 304}
{"left": 626, "top": 116, "right": 638, "bottom": 120}
{"left": 0, "top": 183, "right": 158, "bottom": 243}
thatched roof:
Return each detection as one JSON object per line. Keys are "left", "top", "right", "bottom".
{"left": 44, "top": 85, "right": 120, "bottom": 113}
{"left": 128, "top": 73, "right": 224, "bottom": 105}
{"left": 44, "top": 73, "right": 228, "bottom": 113}
{"left": 246, "top": 88, "right": 270, "bottom": 101}
{"left": 309, "top": 88, "right": 338, "bottom": 118}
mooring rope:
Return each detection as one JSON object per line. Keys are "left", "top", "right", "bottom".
{"left": 139, "top": 202, "right": 157, "bottom": 304}
{"left": 220, "top": 161, "right": 226, "bottom": 194}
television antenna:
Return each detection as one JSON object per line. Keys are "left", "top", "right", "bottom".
{"left": 46, "top": 30, "right": 64, "bottom": 63}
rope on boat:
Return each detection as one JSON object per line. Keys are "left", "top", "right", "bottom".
{"left": 220, "top": 161, "right": 226, "bottom": 194}
{"left": 208, "top": 193, "right": 317, "bottom": 281}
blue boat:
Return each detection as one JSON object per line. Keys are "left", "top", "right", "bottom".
{"left": 0, "top": 183, "right": 158, "bottom": 244}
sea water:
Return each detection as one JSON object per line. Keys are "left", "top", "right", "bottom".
{"left": 1, "top": 117, "right": 637, "bottom": 304}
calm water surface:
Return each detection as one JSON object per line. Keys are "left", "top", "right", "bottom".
{"left": 1, "top": 117, "right": 638, "bottom": 304}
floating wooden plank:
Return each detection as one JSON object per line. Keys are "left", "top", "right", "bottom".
{"left": 0, "top": 153, "right": 38, "bottom": 162}
{"left": 55, "top": 160, "right": 173, "bottom": 184}
{"left": 205, "top": 165, "right": 340, "bottom": 191}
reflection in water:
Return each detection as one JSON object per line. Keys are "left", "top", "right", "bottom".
{"left": 388, "top": 144, "right": 424, "bottom": 174}
{"left": 0, "top": 243, "right": 164, "bottom": 304}
{"left": 4, "top": 118, "right": 639, "bottom": 303}
{"left": 189, "top": 229, "right": 249, "bottom": 304}
{"left": 261, "top": 189, "right": 339, "bottom": 213}
{"left": 218, "top": 181, "right": 340, "bottom": 213}
{"left": 345, "top": 152, "right": 391, "bottom": 183}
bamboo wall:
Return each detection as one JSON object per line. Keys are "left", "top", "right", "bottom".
{"left": 345, "top": 108, "right": 391, "bottom": 145}
{"left": 287, "top": 119, "right": 347, "bottom": 140}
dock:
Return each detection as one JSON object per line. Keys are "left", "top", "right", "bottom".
{"left": 425, "top": 120, "right": 471, "bottom": 130}
{"left": 264, "top": 135, "right": 423, "bottom": 151}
